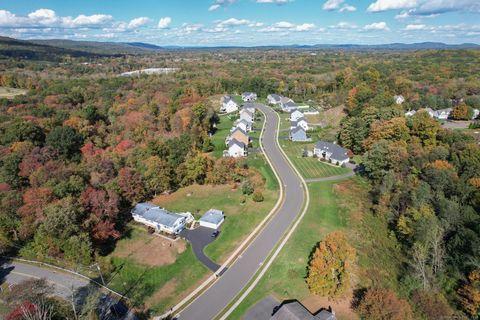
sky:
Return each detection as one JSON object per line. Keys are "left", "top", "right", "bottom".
{"left": 1, "top": 0, "right": 480, "bottom": 46}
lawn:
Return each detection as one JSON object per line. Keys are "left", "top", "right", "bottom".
{"left": 228, "top": 178, "right": 364, "bottom": 320}
{"left": 210, "top": 114, "right": 236, "bottom": 159}
{"left": 279, "top": 140, "right": 351, "bottom": 179}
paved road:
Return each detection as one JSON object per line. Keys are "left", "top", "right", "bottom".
{"left": 180, "top": 227, "right": 221, "bottom": 272}
{"left": 0, "top": 259, "right": 89, "bottom": 298}
{"left": 178, "top": 104, "right": 305, "bottom": 320}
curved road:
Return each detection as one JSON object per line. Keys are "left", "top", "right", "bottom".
{"left": 178, "top": 104, "right": 305, "bottom": 320}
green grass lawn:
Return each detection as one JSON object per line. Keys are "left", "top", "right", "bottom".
{"left": 228, "top": 178, "right": 360, "bottom": 319}
{"left": 210, "top": 114, "right": 236, "bottom": 159}
{"left": 276, "top": 114, "right": 351, "bottom": 179}
{"left": 280, "top": 140, "right": 350, "bottom": 179}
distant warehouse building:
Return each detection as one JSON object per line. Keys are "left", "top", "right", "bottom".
{"left": 199, "top": 209, "right": 225, "bottom": 229}
{"left": 131, "top": 203, "right": 194, "bottom": 235}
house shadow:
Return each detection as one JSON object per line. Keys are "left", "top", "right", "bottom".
{"left": 0, "top": 257, "right": 15, "bottom": 286}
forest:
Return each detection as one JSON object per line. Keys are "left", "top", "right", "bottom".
{"left": 0, "top": 47, "right": 480, "bottom": 318}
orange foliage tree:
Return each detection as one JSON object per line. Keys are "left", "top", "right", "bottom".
{"left": 306, "top": 231, "right": 356, "bottom": 297}
{"left": 458, "top": 270, "right": 480, "bottom": 317}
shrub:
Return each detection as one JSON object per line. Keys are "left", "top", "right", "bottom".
{"left": 411, "top": 289, "right": 453, "bottom": 320}
{"left": 356, "top": 287, "right": 414, "bottom": 320}
{"left": 240, "top": 196, "right": 246, "bottom": 204}
{"left": 252, "top": 190, "right": 264, "bottom": 202}
{"left": 241, "top": 180, "right": 254, "bottom": 195}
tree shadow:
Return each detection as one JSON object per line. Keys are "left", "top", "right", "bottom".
{"left": 0, "top": 257, "right": 15, "bottom": 286}
{"left": 351, "top": 287, "right": 367, "bottom": 310}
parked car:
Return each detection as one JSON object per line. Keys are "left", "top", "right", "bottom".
{"left": 211, "top": 230, "right": 220, "bottom": 238}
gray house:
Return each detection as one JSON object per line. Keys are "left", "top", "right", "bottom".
{"left": 289, "top": 126, "right": 308, "bottom": 142}
{"left": 272, "top": 301, "right": 336, "bottom": 320}
{"left": 314, "top": 141, "right": 349, "bottom": 166}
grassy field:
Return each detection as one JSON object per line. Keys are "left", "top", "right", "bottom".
{"left": 0, "top": 86, "right": 27, "bottom": 98}
{"left": 279, "top": 140, "right": 350, "bottom": 179}
{"left": 211, "top": 114, "right": 236, "bottom": 159}
{"left": 229, "top": 178, "right": 366, "bottom": 319}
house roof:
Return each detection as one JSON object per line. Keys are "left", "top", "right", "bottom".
{"left": 242, "top": 103, "right": 256, "bottom": 110}
{"left": 231, "top": 126, "right": 248, "bottom": 136}
{"left": 291, "top": 109, "right": 303, "bottom": 115}
{"left": 132, "top": 203, "right": 184, "bottom": 228}
{"left": 222, "top": 95, "right": 232, "bottom": 103}
{"left": 280, "top": 96, "right": 293, "bottom": 104}
{"left": 200, "top": 209, "right": 224, "bottom": 225}
{"left": 268, "top": 94, "right": 282, "bottom": 101}
{"left": 228, "top": 138, "right": 246, "bottom": 149}
{"left": 241, "top": 109, "right": 254, "bottom": 118}
{"left": 291, "top": 126, "right": 306, "bottom": 134}
{"left": 283, "top": 101, "right": 298, "bottom": 108}
{"left": 291, "top": 117, "right": 306, "bottom": 126}
{"left": 237, "top": 118, "right": 252, "bottom": 126}
{"left": 271, "top": 301, "right": 320, "bottom": 320}
{"left": 314, "top": 141, "right": 349, "bottom": 161}
{"left": 242, "top": 92, "right": 256, "bottom": 97}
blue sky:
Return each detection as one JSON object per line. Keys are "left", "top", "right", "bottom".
{"left": 1, "top": 0, "right": 480, "bottom": 45}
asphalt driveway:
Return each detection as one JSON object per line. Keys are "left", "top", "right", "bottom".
{"left": 180, "top": 227, "right": 220, "bottom": 272}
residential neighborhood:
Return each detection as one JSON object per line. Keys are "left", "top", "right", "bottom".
{"left": 313, "top": 141, "right": 350, "bottom": 166}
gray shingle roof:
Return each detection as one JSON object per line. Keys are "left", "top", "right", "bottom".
{"left": 228, "top": 138, "right": 245, "bottom": 148}
{"left": 200, "top": 209, "right": 224, "bottom": 224}
{"left": 231, "top": 126, "right": 248, "bottom": 136}
{"left": 314, "top": 141, "right": 349, "bottom": 162}
{"left": 271, "top": 301, "right": 320, "bottom": 320}
{"left": 291, "top": 126, "right": 305, "bottom": 134}
{"left": 284, "top": 101, "right": 298, "bottom": 108}
{"left": 131, "top": 203, "right": 184, "bottom": 228}
{"left": 268, "top": 94, "right": 282, "bottom": 101}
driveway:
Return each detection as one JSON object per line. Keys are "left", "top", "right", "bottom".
{"left": 180, "top": 227, "right": 220, "bottom": 272}
{"left": 177, "top": 103, "right": 305, "bottom": 320}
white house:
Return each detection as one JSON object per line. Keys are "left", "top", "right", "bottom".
{"left": 434, "top": 108, "right": 452, "bottom": 120}
{"left": 242, "top": 103, "right": 256, "bottom": 115}
{"left": 405, "top": 110, "right": 416, "bottom": 117}
{"left": 199, "top": 209, "right": 224, "bottom": 229}
{"left": 473, "top": 108, "right": 480, "bottom": 120}
{"left": 220, "top": 96, "right": 238, "bottom": 114}
{"left": 234, "top": 119, "right": 252, "bottom": 132}
{"left": 267, "top": 94, "right": 282, "bottom": 105}
{"left": 314, "top": 141, "right": 350, "bottom": 166}
{"left": 226, "top": 138, "right": 247, "bottom": 157}
{"left": 394, "top": 95, "right": 405, "bottom": 105}
{"left": 289, "top": 126, "right": 308, "bottom": 142}
{"left": 131, "top": 203, "right": 194, "bottom": 235}
{"left": 242, "top": 92, "right": 257, "bottom": 102}
{"left": 291, "top": 117, "right": 309, "bottom": 131}
{"left": 281, "top": 100, "right": 298, "bottom": 113}
{"left": 239, "top": 109, "right": 254, "bottom": 123}
{"left": 290, "top": 109, "right": 304, "bottom": 122}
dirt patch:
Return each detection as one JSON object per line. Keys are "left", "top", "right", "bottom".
{"left": 320, "top": 105, "right": 346, "bottom": 128}
{"left": 333, "top": 180, "right": 369, "bottom": 223}
{"left": 145, "top": 278, "right": 177, "bottom": 309}
{"left": 301, "top": 292, "right": 359, "bottom": 320}
{"left": 113, "top": 232, "right": 186, "bottom": 266}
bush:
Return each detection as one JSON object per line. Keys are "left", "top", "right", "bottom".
{"left": 252, "top": 190, "right": 264, "bottom": 202}
{"left": 241, "top": 180, "right": 254, "bottom": 195}
{"left": 240, "top": 196, "right": 246, "bottom": 204}
{"left": 356, "top": 287, "right": 414, "bottom": 320}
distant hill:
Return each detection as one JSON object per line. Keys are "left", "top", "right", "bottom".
{"left": 30, "top": 39, "right": 163, "bottom": 55}
{"left": 0, "top": 36, "right": 113, "bottom": 61}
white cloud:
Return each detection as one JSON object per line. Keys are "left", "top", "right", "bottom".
{"left": 208, "top": 0, "right": 237, "bottom": 11}
{"left": 364, "top": 21, "right": 390, "bottom": 31}
{"left": 28, "top": 9, "right": 58, "bottom": 25}
{"left": 340, "top": 5, "right": 357, "bottom": 12}
{"left": 259, "top": 21, "right": 315, "bottom": 32}
{"left": 367, "top": 0, "right": 480, "bottom": 14}
{"left": 323, "top": 0, "right": 344, "bottom": 11}
{"left": 158, "top": 17, "right": 171, "bottom": 29}
{"left": 367, "top": 0, "right": 418, "bottom": 12}
{"left": 395, "top": 11, "right": 411, "bottom": 19}
{"left": 217, "top": 18, "right": 250, "bottom": 27}
{"left": 248, "top": 22, "right": 264, "bottom": 27}
{"left": 404, "top": 23, "right": 427, "bottom": 30}
{"left": 330, "top": 21, "right": 358, "bottom": 29}
{"left": 128, "top": 17, "right": 150, "bottom": 29}
{"left": 66, "top": 14, "right": 113, "bottom": 27}
{"left": 0, "top": 10, "right": 22, "bottom": 27}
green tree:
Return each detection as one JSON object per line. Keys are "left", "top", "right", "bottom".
{"left": 0, "top": 120, "right": 45, "bottom": 146}
{"left": 46, "top": 126, "right": 83, "bottom": 160}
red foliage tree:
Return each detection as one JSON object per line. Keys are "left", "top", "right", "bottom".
{"left": 80, "top": 186, "right": 120, "bottom": 242}
{"left": 117, "top": 167, "right": 146, "bottom": 203}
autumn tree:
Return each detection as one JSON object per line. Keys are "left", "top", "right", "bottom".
{"left": 143, "top": 156, "right": 172, "bottom": 195}
{"left": 451, "top": 102, "right": 473, "bottom": 120}
{"left": 306, "top": 231, "right": 356, "bottom": 297}
{"left": 117, "top": 167, "right": 146, "bottom": 203}
{"left": 458, "top": 270, "right": 480, "bottom": 317}
{"left": 356, "top": 287, "right": 414, "bottom": 320}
